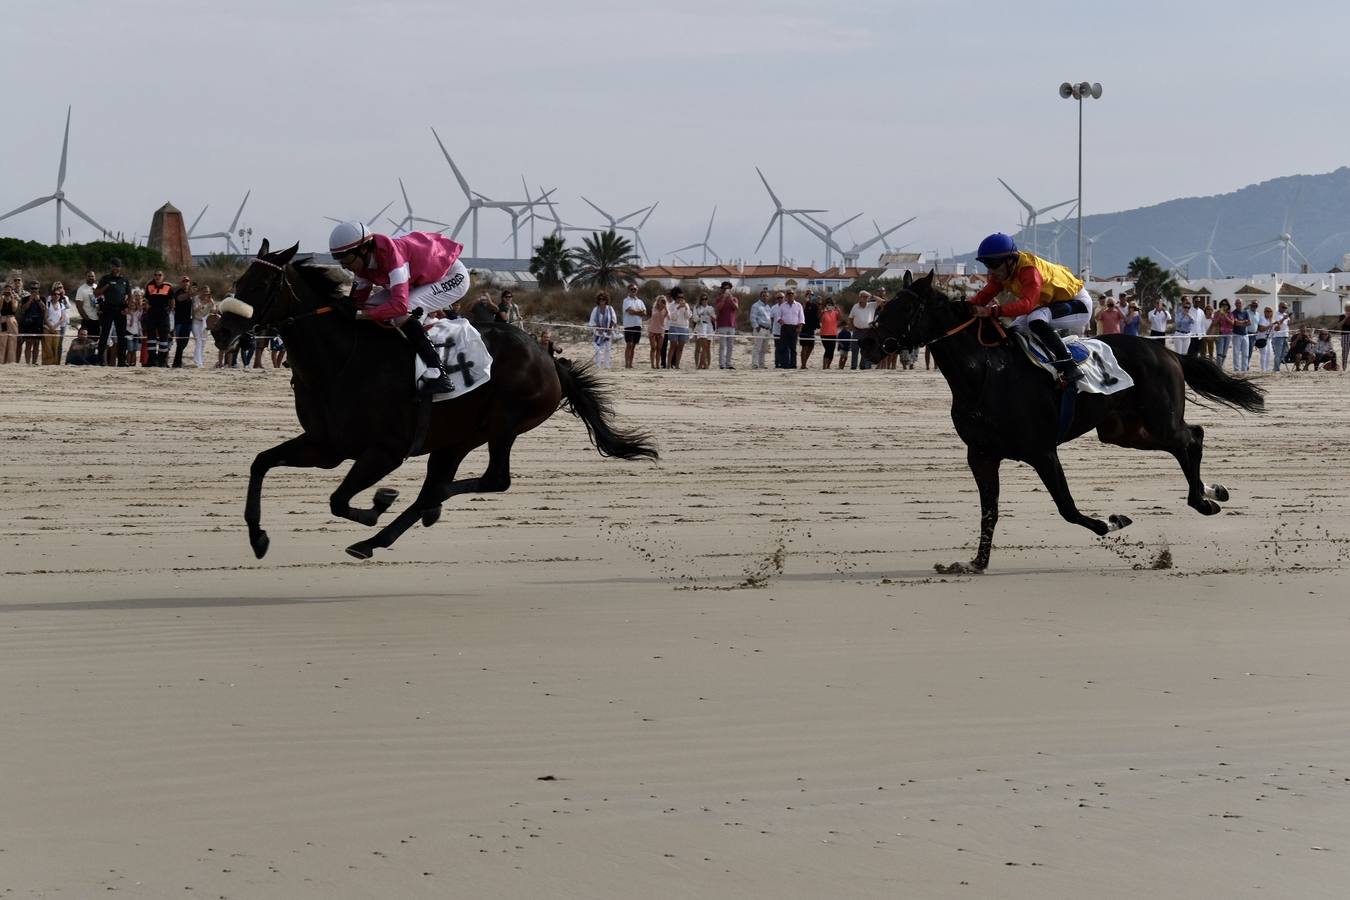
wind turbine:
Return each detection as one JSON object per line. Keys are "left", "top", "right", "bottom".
{"left": 510, "top": 180, "right": 559, "bottom": 253}
{"left": 793, "top": 215, "right": 914, "bottom": 268}
{"left": 580, "top": 197, "right": 658, "bottom": 262}
{"left": 431, "top": 126, "right": 534, "bottom": 258}
{"left": 837, "top": 217, "right": 915, "bottom": 267}
{"left": 997, "top": 178, "right": 1073, "bottom": 256}
{"left": 191, "top": 190, "right": 251, "bottom": 255}
{"left": 873, "top": 219, "right": 901, "bottom": 252}
{"left": 666, "top": 206, "right": 722, "bottom": 265}
{"left": 753, "top": 167, "right": 827, "bottom": 266}
{"left": 325, "top": 199, "right": 395, "bottom": 228}
{"left": 1043, "top": 203, "right": 1078, "bottom": 264}
{"left": 1235, "top": 189, "right": 1307, "bottom": 274}
{"left": 0, "top": 106, "right": 110, "bottom": 244}
{"left": 385, "top": 178, "right": 452, "bottom": 237}
{"left": 1083, "top": 225, "right": 1112, "bottom": 278}
{"left": 1182, "top": 217, "right": 1223, "bottom": 279}
{"left": 187, "top": 205, "right": 209, "bottom": 238}
{"left": 1150, "top": 245, "right": 1197, "bottom": 280}
{"left": 797, "top": 212, "right": 863, "bottom": 269}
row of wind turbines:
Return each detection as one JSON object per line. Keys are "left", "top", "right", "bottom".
{"left": 324, "top": 129, "right": 919, "bottom": 270}
{"left": 5, "top": 108, "right": 1321, "bottom": 277}
{"left": 997, "top": 176, "right": 1320, "bottom": 281}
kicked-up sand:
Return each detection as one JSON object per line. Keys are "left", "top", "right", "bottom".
{"left": 1, "top": 355, "right": 1348, "bottom": 899}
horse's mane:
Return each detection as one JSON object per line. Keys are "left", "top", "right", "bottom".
{"left": 290, "top": 257, "right": 353, "bottom": 303}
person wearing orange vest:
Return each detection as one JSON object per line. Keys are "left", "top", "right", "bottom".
{"left": 968, "top": 233, "right": 1092, "bottom": 384}
{"left": 142, "top": 269, "right": 175, "bottom": 368}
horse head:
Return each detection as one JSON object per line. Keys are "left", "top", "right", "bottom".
{"left": 213, "top": 239, "right": 304, "bottom": 352}
{"left": 860, "top": 269, "right": 960, "bottom": 363}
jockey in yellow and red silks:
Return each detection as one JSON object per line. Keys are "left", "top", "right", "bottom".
{"left": 968, "top": 232, "right": 1093, "bottom": 384}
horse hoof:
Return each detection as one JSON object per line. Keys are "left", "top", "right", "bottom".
{"left": 372, "top": 487, "right": 399, "bottom": 513}
{"left": 1205, "top": 483, "right": 1230, "bottom": 502}
{"left": 934, "top": 561, "right": 982, "bottom": 575}
{"left": 251, "top": 530, "right": 270, "bottom": 559}
{"left": 345, "top": 543, "right": 374, "bottom": 560}
{"left": 1199, "top": 499, "right": 1221, "bottom": 516}
{"left": 421, "top": 505, "right": 442, "bottom": 528}
{"left": 1107, "top": 514, "right": 1132, "bottom": 532}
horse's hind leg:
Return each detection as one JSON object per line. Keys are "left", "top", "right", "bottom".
{"left": 1171, "top": 424, "right": 1222, "bottom": 515}
{"left": 246, "top": 436, "right": 343, "bottom": 559}
{"left": 347, "top": 437, "right": 515, "bottom": 560}
{"left": 329, "top": 448, "right": 406, "bottom": 527}
{"left": 1029, "top": 451, "right": 1130, "bottom": 537}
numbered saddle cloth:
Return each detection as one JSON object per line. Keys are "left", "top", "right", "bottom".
{"left": 418, "top": 318, "right": 494, "bottom": 400}
{"left": 1016, "top": 331, "right": 1135, "bottom": 396}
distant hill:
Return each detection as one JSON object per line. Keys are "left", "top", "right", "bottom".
{"left": 968, "top": 168, "right": 1350, "bottom": 279}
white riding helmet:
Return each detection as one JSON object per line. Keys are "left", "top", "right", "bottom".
{"left": 329, "top": 221, "right": 373, "bottom": 257}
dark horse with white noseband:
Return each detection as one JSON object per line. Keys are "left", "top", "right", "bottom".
{"left": 859, "top": 271, "right": 1265, "bottom": 573}
{"left": 215, "top": 240, "right": 658, "bottom": 560}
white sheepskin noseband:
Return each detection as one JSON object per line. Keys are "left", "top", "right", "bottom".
{"left": 219, "top": 297, "right": 254, "bottom": 319}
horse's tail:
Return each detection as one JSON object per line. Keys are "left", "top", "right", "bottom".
{"left": 555, "top": 358, "right": 660, "bottom": 460}
{"left": 1178, "top": 353, "right": 1266, "bottom": 413}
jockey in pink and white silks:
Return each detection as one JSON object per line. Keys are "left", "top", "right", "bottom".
{"left": 328, "top": 222, "right": 472, "bottom": 393}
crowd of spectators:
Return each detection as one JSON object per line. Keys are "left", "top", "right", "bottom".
{"left": 1101, "top": 293, "right": 1350, "bottom": 373}
{"left": 582, "top": 283, "right": 921, "bottom": 372}
{"left": 0, "top": 261, "right": 274, "bottom": 370}
{"left": 7, "top": 259, "right": 1346, "bottom": 380}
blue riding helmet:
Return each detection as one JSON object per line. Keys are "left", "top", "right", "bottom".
{"left": 975, "top": 233, "right": 1017, "bottom": 266}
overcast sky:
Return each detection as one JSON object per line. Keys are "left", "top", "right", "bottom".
{"left": 3, "top": 0, "right": 1348, "bottom": 268}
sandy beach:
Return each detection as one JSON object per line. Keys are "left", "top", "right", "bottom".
{"left": 2, "top": 359, "right": 1348, "bottom": 899}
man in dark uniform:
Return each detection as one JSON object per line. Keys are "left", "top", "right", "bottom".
{"left": 142, "top": 269, "right": 174, "bottom": 367}
{"left": 171, "top": 275, "right": 194, "bottom": 367}
{"left": 94, "top": 258, "right": 131, "bottom": 366}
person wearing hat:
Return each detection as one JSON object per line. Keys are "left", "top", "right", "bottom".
{"left": 968, "top": 232, "right": 1092, "bottom": 384}
{"left": 94, "top": 258, "right": 132, "bottom": 366}
{"left": 714, "top": 281, "right": 739, "bottom": 369}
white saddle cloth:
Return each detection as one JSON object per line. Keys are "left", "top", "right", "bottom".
{"left": 1019, "top": 332, "right": 1135, "bottom": 395}
{"left": 414, "top": 318, "right": 494, "bottom": 401}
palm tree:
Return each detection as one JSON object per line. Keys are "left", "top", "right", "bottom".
{"left": 568, "top": 230, "right": 639, "bottom": 290}
{"left": 529, "top": 234, "right": 573, "bottom": 289}
{"left": 1127, "top": 256, "right": 1181, "bottom": 308}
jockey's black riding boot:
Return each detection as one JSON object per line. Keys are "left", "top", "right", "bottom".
{"left": 1029, "top": 319, "right": 1084, "bottom": 384}
{"left": 400, "top": 318, "right": 454, "bottom": 394}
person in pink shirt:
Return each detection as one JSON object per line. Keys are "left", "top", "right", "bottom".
{"left": 329, "top": 221, "right": 470, "bottom": 393}
{"left": 648, "top": 295, "right": 669, "bottom": 369}
{"left": 1095, "top": 297, "right": 1124, "bottom": 335}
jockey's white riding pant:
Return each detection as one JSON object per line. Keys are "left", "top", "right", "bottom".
{"left": 367, "top": 259, "right": 471, "bottom": 316}
{"left": 1011, "top": 287, "right": 1093, "bottom": 336}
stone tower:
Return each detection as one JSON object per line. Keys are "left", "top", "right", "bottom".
{"left": 148, "top": 202, "right": 193, "bottom": 271}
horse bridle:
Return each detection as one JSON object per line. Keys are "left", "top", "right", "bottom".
{"left": 243, "top": 256, "right": 334, "bottom": 332}
{"left": 870, "top": 287, "right": 924, "bottom": 356}
{"left": 871, "top": 286, "right": 1006, "bottom": 354}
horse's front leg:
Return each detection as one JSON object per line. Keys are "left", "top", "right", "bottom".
{"left": 937, "top": 450, "right": 1002, "bottom": 575}
{"left": 1029, "top": 451, "right": 1131, "bottom": 538}
{"left": 329, "top": 448, "right": 408, "bottom": 527}
{"left": 247, "top": 436, "right": 342, "bottom": 559}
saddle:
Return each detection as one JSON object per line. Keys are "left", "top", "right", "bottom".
{"left": 1013, "top": 331, "right": 1134, "bottom": 396}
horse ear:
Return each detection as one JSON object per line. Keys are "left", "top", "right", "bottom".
{"left": 276, "top": 242, "right": 300, "bottom": 264}
{"left": 926, "top": 268, "right": 936, "bottom": 281}
{"left": 902, "top": 270, "right": 913, "bottom": 289}
{"left": 257, "top": 238, "right": 270, "bottom": 257}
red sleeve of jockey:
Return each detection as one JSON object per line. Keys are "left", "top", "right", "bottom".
{"left": 991, "top": 266, "right": 1044, "bottom": 318}
{"left": 365, "top": 236, "right": 413, "bottom": 322}
{"left": 969, "top": 278, "right": 1002, "bottom": 307}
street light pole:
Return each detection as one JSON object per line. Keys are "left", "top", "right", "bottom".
{"left": 1059, "top": 81, "right": 1102, "bottom": 277}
